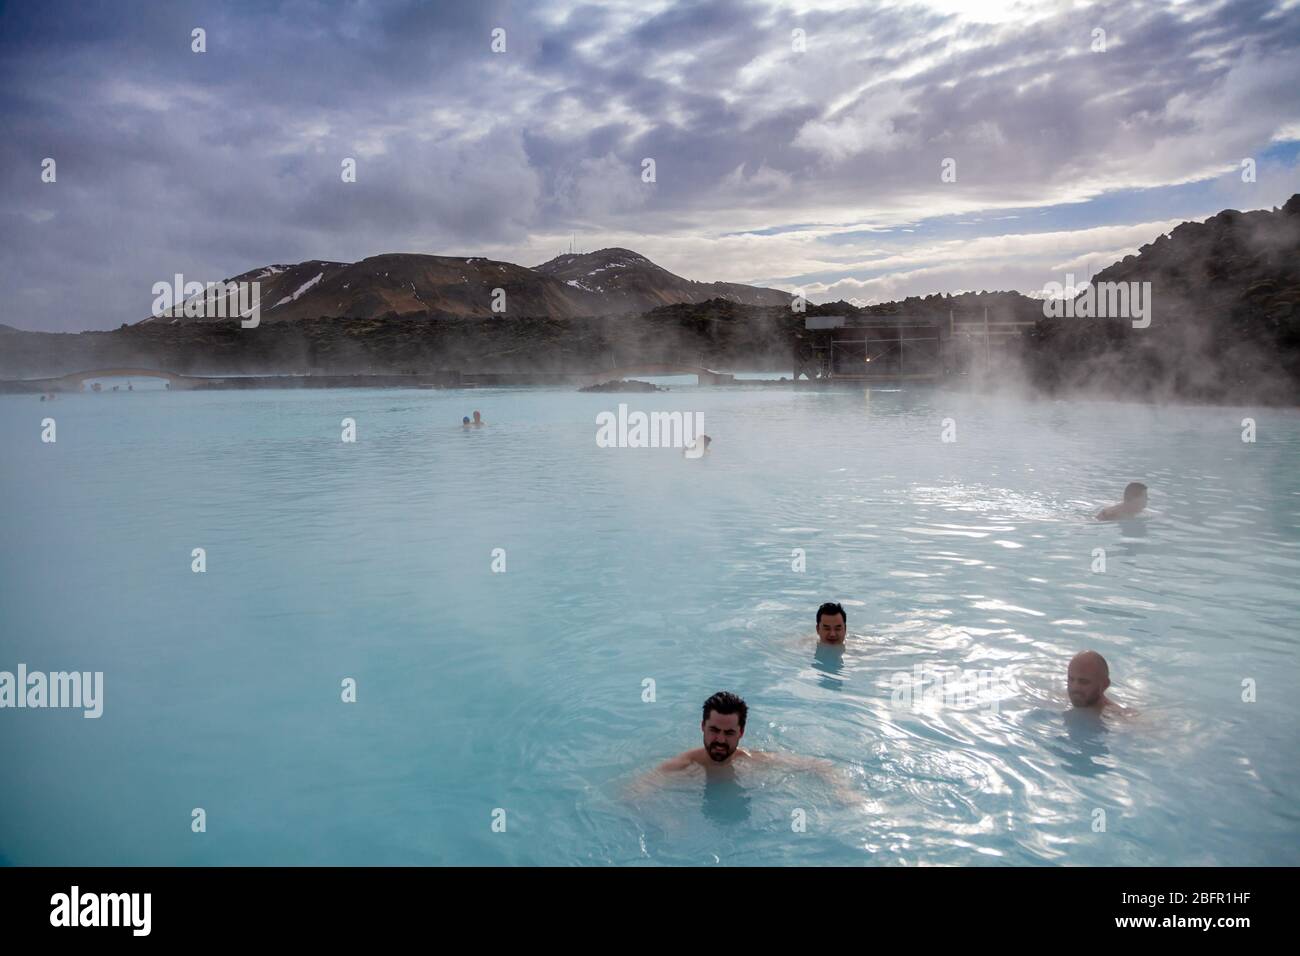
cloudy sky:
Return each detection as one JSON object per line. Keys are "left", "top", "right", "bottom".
{"left": 3, "top": 0, "right": 1299, "bottom": 332}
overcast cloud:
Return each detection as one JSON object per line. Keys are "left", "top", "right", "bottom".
{"left": 2, "top": 0, "right": 1299, "bottom": 331}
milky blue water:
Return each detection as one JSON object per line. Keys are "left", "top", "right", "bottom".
{"left": 1, "top": 384, "right": 1298, "bottom": 866}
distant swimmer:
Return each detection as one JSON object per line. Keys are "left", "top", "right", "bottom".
{"left": 643, "top": 692, "right": 858, "bottom": 799}
{"left": 1067, "top": 650, "right": 1115, "bottom": 711}
{"left": 462, "top": 416, "right": 472, "bottom": 429}
{"left": 1096, "top": 482, "right": 1147, "bottom": 521}
{"left": 472, "top": 410, "right": 486, "bottom": 426}
{"left": 815, "top": 602, "right": 849, "bottom": 646}
{"left": 683, "top": 434, "right": 711, "bottom": 458}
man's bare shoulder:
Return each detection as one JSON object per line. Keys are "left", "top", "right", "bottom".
{"left": 1104, "top": 698, "right": 1139, "bottom": 718}
{"left": 657, "top": 748, "right": 705, "bottom": 772}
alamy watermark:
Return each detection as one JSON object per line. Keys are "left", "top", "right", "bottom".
{"left": 596, "top": 404, "right": 704, "bottom": 450}
{"left": 0, "top": 664, "right": 103, "bottom": 718}
{"left": 151, "top": 273, "right": 261, "bottom": 328}
{"left": 889, "top": 663, "right": 1015, "bottom": 715}
{"left": 1040, "top": 274, "right": 1151, "bottom": 328}
{"left": 50, "top": 886, "right": 150, "bottom": 935}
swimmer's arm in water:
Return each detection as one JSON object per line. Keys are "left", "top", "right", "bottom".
{"left": 1096, "top": 504, "right": 1153, "bottom": 521}
{"left": 750, "top": 752, "right": 860, "bottom": 803}
{"left": 622, "top": 751, "right": 698, "bottom": 799}
{"left": 655, "top": 750, "right": 699, "bottom": 773}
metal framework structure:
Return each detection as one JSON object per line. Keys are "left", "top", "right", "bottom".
{"left": 793, "top": 310, "right": 1037, "bottom": 382}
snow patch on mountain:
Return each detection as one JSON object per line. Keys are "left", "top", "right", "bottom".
{"left": 273, "top": 272, "right": 324, "bottom": 308}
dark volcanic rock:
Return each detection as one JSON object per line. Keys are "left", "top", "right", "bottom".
{"left": 1021, "top": 194, "right": 1300, "bottom": 404}
{"left": 579, "top": 379, "right": 664, "bottom": 393}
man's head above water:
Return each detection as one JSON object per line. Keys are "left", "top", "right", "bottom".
{"left": 1067, "top": 650, "right": 1111, "bottom": 709}
{"left": 701, "top": 691, "right": 748, "bottom": 762}
{"left": 1123, "top": 482, "right": 1148, "bottom": 507}
{"left": 1098, "top": 482, "right": 1148, "bottom": 520}
{"left": 816, "top": 602, "right": 847, "bottom": 644}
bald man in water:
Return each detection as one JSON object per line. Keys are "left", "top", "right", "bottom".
{"left": 1097, "top": 482, "right": 1148, "bottom": 521}
{"left": 1067, "top": 650, "right": 1113, "bottom": 710}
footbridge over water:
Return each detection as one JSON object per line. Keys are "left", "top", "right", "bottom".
{"left": 579, "top": 364, "right": 736, "bottom": 387}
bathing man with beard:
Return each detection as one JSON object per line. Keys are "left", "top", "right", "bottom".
{"left": 1067, "top": 650, "right": 1124, "bottom": 712}
{"left": 649, "top": 692, "right": 858, "bottom": 800}
{"left": 656, "top": 691, "right": 755, "bottom": 769}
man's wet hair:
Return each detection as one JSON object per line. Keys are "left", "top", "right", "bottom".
{"left": 702, "top": 691, "right": 747, "bottom": 729}
{"left": 816, "top": 602, "right": 846, "bottom": 624}
{"left": 1124, "top": 482, "right": 1148, "bottom": 501}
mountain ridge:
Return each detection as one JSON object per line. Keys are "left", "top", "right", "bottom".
{"left": 140, "top": 247, "right": 791, "bottom": 325}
